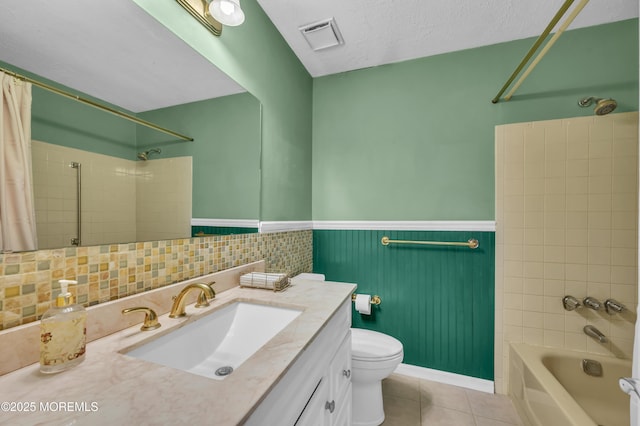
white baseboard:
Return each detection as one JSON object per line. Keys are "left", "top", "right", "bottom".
{"left": 394, "top": 363, "right": 494, "bottom": 394}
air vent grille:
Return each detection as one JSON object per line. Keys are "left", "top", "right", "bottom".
{"left": 299, "top": 18, "right": 344, "bottom": 51}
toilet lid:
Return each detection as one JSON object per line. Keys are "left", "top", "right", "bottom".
{"left": 351, "top": 328, "right": 403, "bottom": 361}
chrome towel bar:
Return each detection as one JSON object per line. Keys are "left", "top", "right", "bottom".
{"left": 381, "top": 236, "right": 479, "bottom": 249}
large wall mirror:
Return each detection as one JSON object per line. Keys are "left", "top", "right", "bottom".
{"left": 0, "top": 0, "right": 262, "bottom": 252}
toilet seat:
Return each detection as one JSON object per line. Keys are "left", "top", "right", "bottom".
{"left": 351, "top": 328, "right": 403, "bottom": 362}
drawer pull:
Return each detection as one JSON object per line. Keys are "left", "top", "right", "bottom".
{"left": 342, "top": 369, "right": 351, "bottom": 379}
{"left": 325, "top": 400, "right": 335, "bottom": 413}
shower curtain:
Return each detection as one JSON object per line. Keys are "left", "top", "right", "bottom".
{"left": 0, "top": 71, "right": 37, "bottom": 252}
{"left": 633, "top": 310, "right": 639, "bottom": 425}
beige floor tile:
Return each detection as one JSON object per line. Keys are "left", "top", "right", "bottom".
{"left": 381, "top": 394, "right": 421, "bottom": 426}
{"left": 465, "top": 389, "right": 523, "bottom": 425}
{"left": 420, "top": 380, "right": 472, "bottom": 413}
{"left": 379, "top": 376, "right": 524, "bottom": 426}
{"left": 421, "top": 405, "right": 475, "bottom": 426}
{"left": 383, "top": 374, "right": 421, "bottom": 402}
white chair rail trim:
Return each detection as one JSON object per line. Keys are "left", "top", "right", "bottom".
{"left": 191, "top": 218, "right": 260, "bottom": 228}
{"left": 312, "top": 221, "right": 496, "bottom": 232}
{"left": 190, "top": 220, "right": 496, "bottom": 234}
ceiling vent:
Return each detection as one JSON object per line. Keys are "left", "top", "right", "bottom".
{"left": 299, "top": 18, "right": 344, "bottom": 51}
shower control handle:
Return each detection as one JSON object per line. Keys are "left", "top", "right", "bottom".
{"left": 562, "top": 296, "right": 581, "bottom": 311}
{"left": 583, "top": 297, "right": 602, "bottom": 311}
{"left": 604, "top": 299, "right": 626, "bottom": 315}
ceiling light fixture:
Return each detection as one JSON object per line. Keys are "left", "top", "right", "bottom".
{"left": 209, "top": 0, "right": 245, "bottom": 26}
{"left": 175, "top": 0, "right": 244, "bottom": 37}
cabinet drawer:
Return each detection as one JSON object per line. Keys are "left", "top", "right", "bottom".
{"left": 329, "top": 330, "right": 352, "bottom": 402}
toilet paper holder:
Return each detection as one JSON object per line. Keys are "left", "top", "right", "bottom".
{"left": 351, "top": 293, "right": 382, "bottom": 305}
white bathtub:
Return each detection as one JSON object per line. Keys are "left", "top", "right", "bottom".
{"left": 509, "top": 343, "right": 631, "bottom": 426}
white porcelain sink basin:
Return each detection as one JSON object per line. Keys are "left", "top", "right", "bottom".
{"left": 125, "top": 302, "right": 302, "bottom": 380}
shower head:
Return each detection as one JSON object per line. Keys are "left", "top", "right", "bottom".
{"left": 578, "top": 97, "right": 617, "bottom": 116}
{"left": 136, "top": 148, "right": 161, "bottom": 161}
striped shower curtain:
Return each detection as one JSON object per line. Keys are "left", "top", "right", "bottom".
{"left": 0, "top": 71, "right": 37, "bottom": 252}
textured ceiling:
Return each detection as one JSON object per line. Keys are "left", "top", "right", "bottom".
{"left": 257, "top": 0, "right": 639, "bottom": 77}
{"left": 0, "top": 0, "right": 245, "bottom": 113}
{"left": 0, "top": 1, "right": 637, "bottom": 112}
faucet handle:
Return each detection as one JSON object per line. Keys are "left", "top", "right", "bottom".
{"left": 604, "top": 299, "right": 626, "bottom": 315}
{"left": 195, "top": 281, "right": 216, "bottom": 308}
{"left": 562, "top": 295, "right": 581, "bottom": 311}
{"left": 122, "top": 307, "right": 161, "bottom": 331}
{"left": 583, "top": 297, "right": 602, "bottom": 311}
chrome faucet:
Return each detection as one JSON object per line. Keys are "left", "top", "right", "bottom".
{"left": 583, "top": 325, "right": 607, "bottom": 343}
{"left": 604, "top": 299, "right": 626, "bottom": 315}
{"left": 169, "top": 282, "right": 215, "bottom": 318}
{"left": 583, "top": 297, "right": 602, "bottom": 311}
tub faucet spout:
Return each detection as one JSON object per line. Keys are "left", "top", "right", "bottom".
{"left": 583, "top": 325, "right": 607, "bottom": 343}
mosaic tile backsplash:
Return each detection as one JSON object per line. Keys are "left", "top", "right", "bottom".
{"left": 0, "top": 230, "right": 312, "bottom": 330}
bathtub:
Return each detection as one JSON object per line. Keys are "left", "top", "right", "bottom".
{"left": 509, "top": 343, "right": 631, "bottom": 426}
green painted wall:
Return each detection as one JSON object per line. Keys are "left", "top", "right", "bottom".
{"left": 133, "top": 0, "right": 313, "bottom": 222}
{"left": 138, "top": 93, "right": 261, "bottom": 220}
{"left": 2, "top": 61, "right": 261, "bottom": 220}
{"left": 314, "top": 230, "right": 495, "bottom": 379}
{"left": 312, "top": 19, "right": 637, "bottom": 380}
{"left": 1, "top": 61, "right": 138, "bottom": 159}
{"left": 312, "top": 19, "right": 638, "bottom": 221}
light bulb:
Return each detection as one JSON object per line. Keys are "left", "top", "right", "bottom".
{"left": 220, "top": 1, "right": 234, "bottom": 16}
{"left": 209, "top": 0, "right": 245, "bottom": 26}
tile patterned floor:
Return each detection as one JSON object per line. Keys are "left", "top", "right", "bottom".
{"left": 381, "top": 374, "right": 523, "bottom": 426}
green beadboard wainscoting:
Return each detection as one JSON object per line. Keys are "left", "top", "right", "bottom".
{"left": 313, "top": 229, "right": 495, "bottom": 380}
{"left": 191, "top": 226, "right": 259, "bottom": 236}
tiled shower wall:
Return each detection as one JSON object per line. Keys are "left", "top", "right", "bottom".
{"left": 495, "top": 112, "right": 638, "bottom": 394}
{"left": 32, "top": 141, "right": 191, "bottom": 248}
{"left": 135, "top": 157, "right": 192, "bottom": 242}
{"left": 0, "top": 230, "right": 312, "bottom": 330}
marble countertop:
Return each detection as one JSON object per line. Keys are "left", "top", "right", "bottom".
{"left": 0, "top": 279, "right": 356, "bottom": 425}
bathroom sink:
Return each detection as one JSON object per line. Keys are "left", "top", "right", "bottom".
{"left": 124, "top": 301, "right": 302, "bottom": 380}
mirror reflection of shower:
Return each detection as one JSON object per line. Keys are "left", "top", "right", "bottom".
{"left": 578, "top": 97, "right": 617, "bottom": 116}
{"left": 137, "top": 148, "right": 161, "bottom": 161}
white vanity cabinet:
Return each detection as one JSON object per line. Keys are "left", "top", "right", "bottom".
{"left": 324, "top": 331, "right": 352, "bottom": 425}
{"left": 296, "top": 332, "right": 352, "bottom": 426}
{"left": 246, "top": 299, "right": 352, "bottom": 426}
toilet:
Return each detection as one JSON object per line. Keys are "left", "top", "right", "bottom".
{"left": 351, "top": 328, "right": 404, "bottom": 426}
{"left": 291, "top": 273, "right": 403, "bottom": 425}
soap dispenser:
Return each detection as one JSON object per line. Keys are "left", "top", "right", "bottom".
{"left": 40, "top": 280, "right": 87, "bottom": 373}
